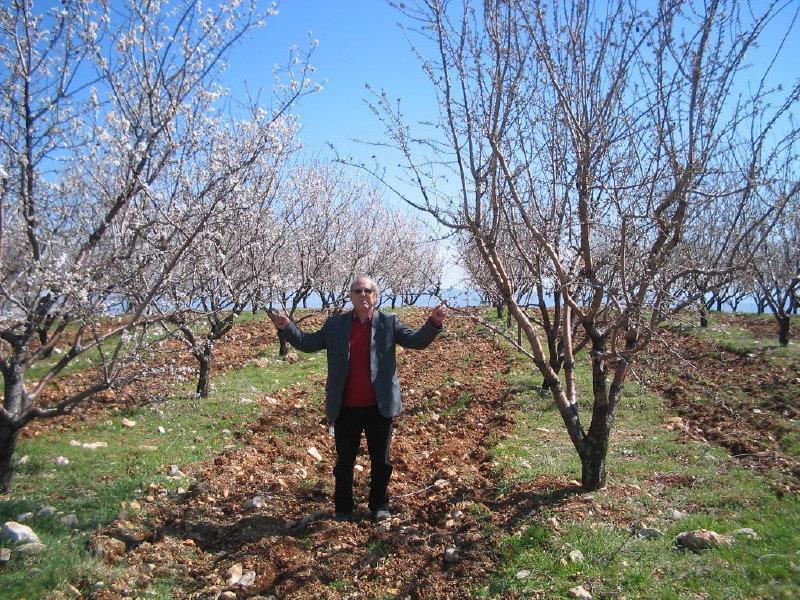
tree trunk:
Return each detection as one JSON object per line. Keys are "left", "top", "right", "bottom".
{"left": 699, "top": 304, "right": 709, "bottom": 328}
{"left": 496, "top": 302, "right": 504, "bottom": 319}
{"left": 279, "top": 336, "right": 289, "bottom": 357}
{"left": 0, "top": 424, "right": 20, "bottom": 492}
{"left": 195, "top": 342, "right": 213, "bottom": 398}
{"left": 778, "top": 315, "right": 790, "bottom": 347}
{"left": 580, "top": 440, "right": 607, "bottom": 491}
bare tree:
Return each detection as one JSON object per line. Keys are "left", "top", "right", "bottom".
{"left": 373, "top": 0, "right": 800, "bottom": 489}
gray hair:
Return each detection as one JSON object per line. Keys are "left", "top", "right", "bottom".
{"left": 350, "top": 275, "right": 379, "bottom": 296}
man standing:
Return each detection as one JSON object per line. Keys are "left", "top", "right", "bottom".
{"left": 269, "top": 276, "right": 447, "bottom": 522}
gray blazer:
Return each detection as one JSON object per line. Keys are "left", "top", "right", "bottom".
{"left": 279, "top": 310, "right": 441, "bottom": 423}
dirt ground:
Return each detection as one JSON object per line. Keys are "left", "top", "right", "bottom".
{"left": 89, "top": 313, "right": 526, "bottom": 599}
{"left": 646, "top": 320, "right": 800, "bottom": 495}
{"left": 23, "top": 310, "right": 798, "bottom": 598}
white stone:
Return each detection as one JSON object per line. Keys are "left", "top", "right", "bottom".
{"left": 670, "top": 509, "right": 689, "bottom": 519}
{"left": 157, "top": 426, "right": 166, "bottom": 434}
{"left": 307, "top": 447, "right": 323, "bottom": 461}
{"left": 16, "top": 512, "right": 33, "bottom": 522}
{"left": 444, "top": 547, "right": 459, "bottom": 563}
{"left": 2, "top": 521, "right": 41, "bottom": 544}
{"left": 434, "top": 479, "right": 448, "bottom": 488}
{"left": 81, "top": 441, "right": 108, "bottom": 450}
{"left": 0, "top": 547, "right": 11, "bottom": 564}
{"left": 169, "top": 465, "right": 184, "bottom": 477}
{"left": 238, "top": 570, "right": 256, "bottom": 586}
{"left": 54, "top": 456, "right": 70, "bottom": 465}
{"left": 226, "top": 563, "right": 243, "bottom": 585}
{"left": 637, "top": 527, "right": 662, "bottom": 540}
{"left": 37, "top": 506, "right": 56, "bottom": 517}
{"left": 732, "top": 528, "right": 758, "bottom": 539}
{"left": 378, "top": 521, "right": 391, "bottom": 534}
{"left": 515, "top": 570, "right": 530, "bottom": 579}
{"left": 61, "top": 514, "right": 78, "bottom": 527}
{"left": 569, "top": 585, "right": 592, "bottom": 599}
{"left": 17, "top": 455, "right": 29, "bottom": 465}
{"left": 569, "top": 549, "right": 585, "bottom": 562}
{"left": 245, "top": 496, "right": 264, "bottom": 510}
{"left": 15, "top": 542, "right": 47, "bottom": 555}
{"left": 675, "top": 529, "right": 733, "bottom": 550}
{"left": 121, "top": 418, "right": 136, "bottom": 427}
{"left": 354, "top": 464, "right": 364, "bottom": 472}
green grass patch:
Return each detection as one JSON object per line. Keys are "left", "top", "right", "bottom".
{"left": 0, "top": 348, "right": 326, "bottom": 599}
{"left": 485, "top": 344, "right": 800, "bottom": 598}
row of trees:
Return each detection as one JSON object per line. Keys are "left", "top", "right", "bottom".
{"left": 374, "top": 0, "right": 799, "bottom": 489}
{"left": 0, "top": 0, "right": 442, "bottom": 490}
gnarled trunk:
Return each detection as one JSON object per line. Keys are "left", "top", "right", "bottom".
{"left": 580, "top": 440, "right": 607, "bottom": 491}
{"left": 0, "top": 424, "right": 20, "bottom": 492}
{"left": 195, "top": 342, "right": 213, "bottom": 397}
{"left": 778, "top": 315, "right": 790, "bottom": 347}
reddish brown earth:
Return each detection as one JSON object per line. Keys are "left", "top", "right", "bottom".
{"left": 88, "top": 313, "right": 534, "bottom": 599}
{"left": 17, "top": 310, "right": 798, "bottom": 598}
{"left": 646, "top": 321, "right": 800, "bottom": 494}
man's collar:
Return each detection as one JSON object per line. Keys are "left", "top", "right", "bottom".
{"left": 352, "top": 309, "right": 374, "bottom": 324}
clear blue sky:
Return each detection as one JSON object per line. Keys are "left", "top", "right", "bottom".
{"left": 224, "top": 0, "right": 434, "bottom": 167}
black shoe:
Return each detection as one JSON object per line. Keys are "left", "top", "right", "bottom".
{"left": 334, "top": 511, "right": 353, "bottom": 522}
{"left": 371, "top": 508, "right": 391, "bottom": 522}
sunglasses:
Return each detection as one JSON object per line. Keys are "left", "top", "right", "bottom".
{"left": 351, "top": 288, "right": 374, "bottom": 294}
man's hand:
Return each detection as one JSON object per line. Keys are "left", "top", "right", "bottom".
{"left": 268, "top": 310, "right": 290, "bottom": 330}
{"left": 430, "top": 302, "right": 448, "bottom": 327}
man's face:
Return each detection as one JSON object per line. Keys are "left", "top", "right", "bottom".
{"left": 350, "top": 278, "right": 377, "bottom": 312}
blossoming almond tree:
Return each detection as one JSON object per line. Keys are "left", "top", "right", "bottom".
{"left": 0, "top": 0, "right": 314, "bottom": 490}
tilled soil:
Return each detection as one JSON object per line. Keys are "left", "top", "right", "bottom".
{"left": 646, "top": 323, "right": 800, "bottom": 494}
{"left": 90, "top": 314, "right": 529, "bottom": 599}
{"left": 23, "top": 310, "right": 798, "bottom": 598}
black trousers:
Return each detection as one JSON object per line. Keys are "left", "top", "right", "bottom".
{"left": 333, "top": 405, "right": 393, "bottom": 514}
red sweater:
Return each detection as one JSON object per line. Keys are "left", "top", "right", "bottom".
{"left": 342, "top": 316, "right": 376, "bottom": 407}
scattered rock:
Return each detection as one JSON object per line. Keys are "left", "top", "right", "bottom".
{"left": 433, "top": 478, "right": 448, "bottom": 488}
{"left": 569, "top": 585, "right": 592, "bottom": 599}
{"left": 515, "top": 570, "right": 530, "bottom": 579}
{"left": 283, "top": 352, "right": 299, "bottom": 364}
{"left": 15, "top": 542, "right": 47, "bottom": 555}
{"left": 169, "top": 465, "right": 184, "bottom": 477}
{"left": 17, "top": 455, "right": 29, "bottom": 465}
{"left": 121, "top": 418, "right": 137, "bottom": 427}
{"left": 54, "top": 456, "right": 70, "bottom": 466}
{"left": 675, "top": 529, "right": 733, "bottom": 551}
{"left": 89, "top": 535, "right": 126, "bottom": 564}
{"left": 65, "top": 583, "right": 82, "bottom": 598}
{"left": 37, "top": 506, "right": 56, "bottom": 517}
{"left": 61, "top": 514, "right": 78, "bottom": 527}
{"left": 226, "top": 562, "right": 243, "bottom": 585}
{"left": 569, "top": 549, "right": 585, "bottom": 563}
{"left": 354, "top": 464, "right": 364, "bottom": 472}
{"left": 670, "top": 509, "right": 689, "bottom": 519}
{"left": 547, "top": 516, "right": 560, "bottom": 529}
{"left": 732, "top": 527, "right": 758, "bottom": 539}
{"left": 307, "top": 447, "right": 323, "bottom": 462}
{"left": 637, "top": 527, "right": 662, "bottom": 540}
{"left": 157, "top": 426, "right": 166, "bottom": 434}
{"left": 2, "top": 521, "right": 41, "bottom": 544}
{"left": 138, "top": 445, "right": 158, "bottom": 451}
{"left": 238, "top": 570, "right": 256, "bottom": 586}
{"left": 71, "top": 440, "right": 108, "bottom": 450}
{"left": 444, "top": 547, "right": 459, "bottom": 563}
{"left": 377, "top": 521, "right": 391, "bottom": 534}
{"left": 0, "top": 547, "right": 11, "bottom": 564}
{"left": 244, "top": 496, "right": 264, "bottom": 510}
{"left": 16, "top": 512, "right": 33, "bottom": 522}
{"left": 218, "top": 592, "right": 237, "bottom": 600}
